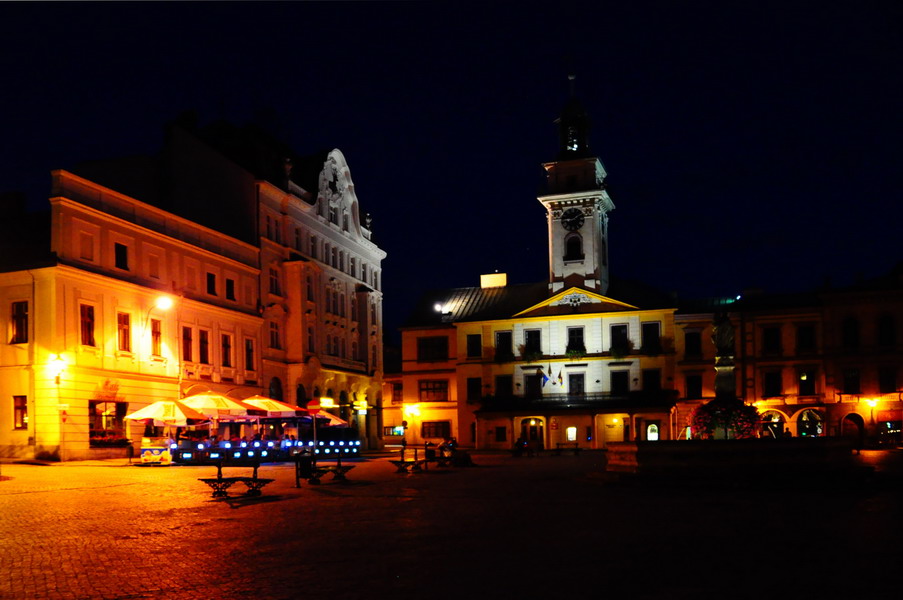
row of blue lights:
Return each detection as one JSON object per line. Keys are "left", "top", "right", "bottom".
{"left": 179, "top": 446, "right": 359, "bottom": 461}
{"left": 171, "top": 440, "right": 363, "bottom": 451}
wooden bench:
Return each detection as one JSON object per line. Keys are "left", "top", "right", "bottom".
{"left": 198, "top": 462, "right": 274, "bottom": 498}
{"left": 553, "top": 442, "right": 582, "bottom": 456}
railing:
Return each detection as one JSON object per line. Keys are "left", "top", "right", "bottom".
{"left": 478, "top": 390, "right": 679, "bottom": 410}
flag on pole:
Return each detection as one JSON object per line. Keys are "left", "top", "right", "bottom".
{"left": 558, "top": 369, "right": 564, "bottom": 386}
{"left": 541, "top": 366, "right": 549, "bottom": 387}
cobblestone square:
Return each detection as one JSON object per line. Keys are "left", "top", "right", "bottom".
{"left": 2, "top": 451, "right": 902, "bottom": 599}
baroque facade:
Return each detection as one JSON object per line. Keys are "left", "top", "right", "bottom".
{"left": 0, "top": 119, "right": 386, "bottom": 460}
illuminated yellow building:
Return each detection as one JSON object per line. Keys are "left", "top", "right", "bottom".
{"left": 0, "top": 120, "right": 387, "bottom": 460}
{"left": 390, "top": 88, "right": 681, "bottom": 449}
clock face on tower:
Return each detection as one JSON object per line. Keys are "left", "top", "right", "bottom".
{"left": 560, "top": 208, "right": 585, "bottom": 231}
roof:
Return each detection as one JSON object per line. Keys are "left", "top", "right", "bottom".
{"left": 402, "top": 275, "right": 677, "bottom": 328}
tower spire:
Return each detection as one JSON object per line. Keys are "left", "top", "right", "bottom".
{"left": 555, "top": 74, "right": 591, "bottom": 159}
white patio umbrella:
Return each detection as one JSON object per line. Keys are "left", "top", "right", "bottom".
{"left": 240, "top": 395, "right": 305, "bottom": 418}
{"left": 180, "top": 392, "right": 266, "bottom": 418}
{"left": 124, "top": 400, "right": 209, "bottom": 426}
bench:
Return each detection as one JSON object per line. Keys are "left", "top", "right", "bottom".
{"left": 198, "top": 462, "right": 275, "bottom": 498}
{"left": 554, "top": 442, "right": 582, "bottom": 456}
{"left": 389, "top": 459, "right": 426, "bottom": 473}
{"left": 307, "top": 464, "right": 356, "bottom": 484}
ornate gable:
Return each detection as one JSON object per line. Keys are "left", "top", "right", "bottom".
{"left": 514, "top": 286, "right": 637, "bottom": 318}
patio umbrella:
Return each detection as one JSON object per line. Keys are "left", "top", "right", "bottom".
{"left": 301, "top": 410, "right": 349, "bottom": 427}
{"left": 241, "top": 395, "right": 306, "bottom": 418}
{"left": 124, "top": 400, "right": 209, "bottom": 426}
{"left": 180, "top": 392, "right": 267, "bottom": 418}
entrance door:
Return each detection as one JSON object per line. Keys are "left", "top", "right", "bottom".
{"left": 520, "top": 418, "right": 544, "bottom": 450}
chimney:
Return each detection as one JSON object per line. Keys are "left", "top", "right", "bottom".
{"left": 480, "top": 273, "right": 507, "bottom": 289}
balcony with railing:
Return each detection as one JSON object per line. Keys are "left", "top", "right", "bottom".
{"left": 477, "top": 390, "right": 679, "bottom": 412}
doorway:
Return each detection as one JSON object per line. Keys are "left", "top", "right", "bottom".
{"left": 520, "top": 418, "right": 544, "bottom": 451}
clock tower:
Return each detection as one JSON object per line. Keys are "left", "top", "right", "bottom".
{"left": 538, "top": 76, "right": 615, "bottom": 295}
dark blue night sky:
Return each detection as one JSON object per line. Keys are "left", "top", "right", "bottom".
{"left": 2, "top": 2, "right": 901, "bottom": 337}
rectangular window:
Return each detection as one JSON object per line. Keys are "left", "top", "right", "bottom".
{"left": 611, "top": 370, "right": 629, "bottom": 395}
{"left": 269, "top": 322, "right": 281, "bottom": 349}
{"left": 842, "top": 368, "right": 860, "bottom": 394}
{"left": 10, "top": 301, "right": 28, "bottom": 344}
{"left": 148, "top": 254, "right": 160, "bottom": 279}
{"left": 568, "top": 373, "right": 585, "bottom": 395}
{"left": 114, "top": 242, "right": 129, "bottom": 270}
{"left": 79, "top": 232, "right": 94, "bottom": 261}
{"left": 269, "top": 268, "right": 281, "bottom": 295}
{"left": 198, "top": 330, "right": 210, "bottom": 364}
{"left": 245, "top": 339, "right": 255, "bottom": 372}
{"left": 495, "top": 426, "right": 507, "bottom": 443}
{"left": 117, "top": 313, "right": 131, "bottom": 352}
{"left": 206, "top": 272, "right": 217, "bottom": 296}
{"left": 466, "top": 377, "right": 482, "bottom": 403}
{"left": 524, "top": 373, "right": 542, "bottom": 399}
{"left": 418, "top": 380, "right": 449, "bottom": 402}
{"left": 642, "top": 368, "right": 661, "bottom": 391}
{"left": 566, "top": 327, "right": 585, "bottom": 353}
{"left": 684, "top": 331, "right": 702, "bottom": 358}
{"left": 641, "top": 322, "right": 662, "bottom": 354}
{"left": 295, "top": 228, "right": 302, "bottom": 251}
{"left": 417, "top": 336, "right": 449, "bottom": 362}
{"left": 495, "top": 375, "right": 514, "bottom": 398}
{"left": 150, "top": 318, "right": 162, "bottom": 356}
{"left": 307, "top": 327, "right": 315, "bottom": 353}
{"left": 466, "top": 334, "right": 482, "bottom": 358}
{"left": 685, "top": 373, "right": 703, "bottom": 399}
{"left": 310, "top": 236, "right": 318, "bottom": 259}
{"left": 796, "top": 323, "right": 816, "bottom": 354}
{"left": 610, "top": 324, "right": 629, "bottom": 355}
{"left": 182, "top": 326, "right": 193, "bottom": 362}
{"left": 763, "top": 371, "right": 782, "bottom": 397}
{"left": 798, "top": 368, "right": 816, "bottom": 396}
{"left": 391, "top": 382, "right": 403, "bottom": 405}
{"left": 422, "top": 421, "right": 451, "bottom": 439}
{"left": 878, "top": 366, "right": 896, "bottom": 394}
{"left": 225, "top": 278, "right": 236, "bottom": 301}
{"left": 495, "top": 331, "right": 513, "bottom": 361}
{"left": 80, "top": 304, "right": 96, "bottom": 347}
{"left": 221, "top": 333, "right": 233, "bottom": 368}
{"left": 524, "top": 329, "right": 541, "bottom": 355}
{"left": 762, "top": 326, "right": 782, "bottom": 355}
{"left": 13, "top": 395, "right": 28, "bottom": 429}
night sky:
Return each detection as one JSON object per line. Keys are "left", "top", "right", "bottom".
{"left": 2, "top": 2, "right": 901, "bottom": 340}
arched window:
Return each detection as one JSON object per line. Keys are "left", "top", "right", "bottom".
{"left": 564, "top": 234, "right": 583, "bottom": 261}
{"left": 646, "top": 423, "right": 660, "bottom": 441}
{"left": 296, "top": 384, "right": 307, "bottom": 405}
{"left": 269, "top": 377, "right": 283, "bottom": 401}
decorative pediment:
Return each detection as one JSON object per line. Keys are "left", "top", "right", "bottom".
{"left": 514, "top": 286, "right": 637, "bottom": 317}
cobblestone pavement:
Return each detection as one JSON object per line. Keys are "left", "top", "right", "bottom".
{"left": 1, "top": 450, "right": 902, "bottom": 600}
